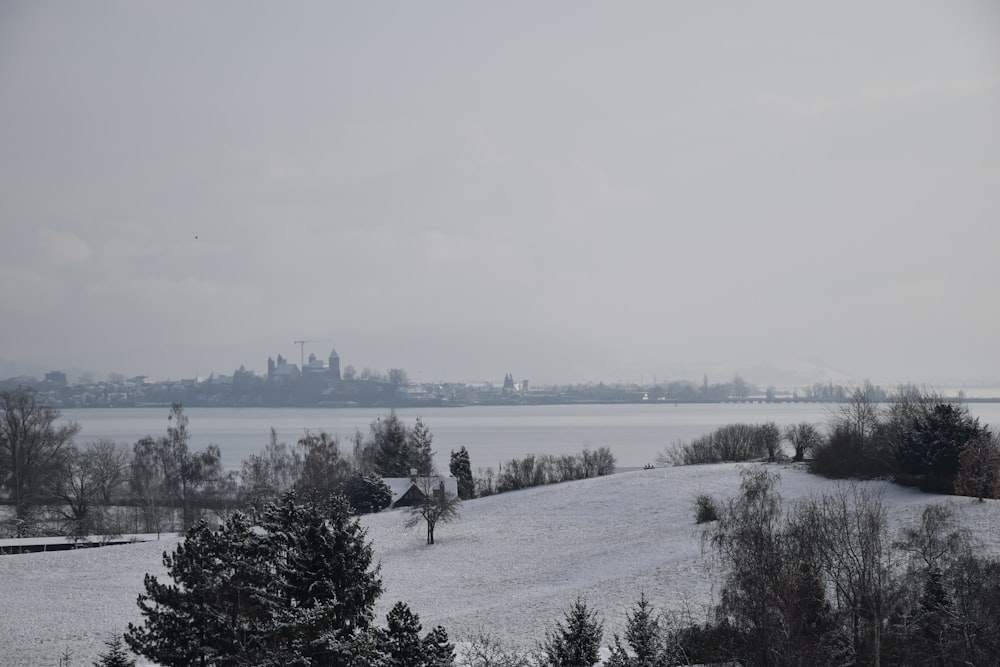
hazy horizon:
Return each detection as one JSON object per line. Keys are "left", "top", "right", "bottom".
{"left": 2, "top": 2, "right": 998, "bottom": 387}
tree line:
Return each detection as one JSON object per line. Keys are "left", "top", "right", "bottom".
{"left": 0, "top": 388, "right": 477, "bottom": 539}
{"left": 473, "top": 447, "right": 616, "bottom": 497}
{"left": 659, "top": 384, "right": 1000, "bottom": 502}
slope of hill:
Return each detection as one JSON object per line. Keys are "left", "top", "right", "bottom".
{"left": 2, "top": 463, "right": 999, "bottom": 666}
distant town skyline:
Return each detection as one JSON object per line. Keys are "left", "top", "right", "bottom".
{"left": 2, "top": 3, "right": 999, "bottom": 390}
{"left": 2, "top": 346, "right": 998, "bottom": 395}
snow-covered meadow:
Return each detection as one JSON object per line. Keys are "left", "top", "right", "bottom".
{"left": 2, "top": 463, "right": 999, "bottom": 666}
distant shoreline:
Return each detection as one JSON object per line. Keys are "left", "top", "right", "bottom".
{"left": 63, "top": 395, "right": 1000, "bottom": 409}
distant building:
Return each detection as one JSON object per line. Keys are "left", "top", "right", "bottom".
{"left": 383, "top": 471, "right": 459, "bottom": 508}
{"left": 304, "top": 352, "right": 326, "bottom": 373}
{"left": 44, "top": 371, "right": 67, "bottom": 386}
{"left": 328, "top": 348, "right": 341, "bottom": 382}
{"left": 266, "top": 348, "right": 341, "bottom": 383}
{"left": 267, "top": 354, "right": 300, "bottom": 381}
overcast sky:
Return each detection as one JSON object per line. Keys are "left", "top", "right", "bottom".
{"left": 1, "top": 1, "right": 998, "bottom": 386}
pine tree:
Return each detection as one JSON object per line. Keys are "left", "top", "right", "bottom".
{"left": 371, "top": 411, "right": 413, "bottom": 477}
{"left": 262, "top": 494, "right": 383, "bottom": 658}
{"left": 126, "top": 492, "right": 385, "bottom": 666}
{"left": 92, "top": 635, "right": 136, "bottom": 667}
{"left": 624, "top": 594, "right": 663, "bottom": 666}
{"left": 379, "top": 602, "right": 455, "bottom": 667}
{"left": 541, "top": 597, "right": 603, "bottom": 667}
{"left": 383, "top": 602, "right": 426, "bottom": 667}
{"left": 422, "top": 625, "right": 455, "bottom": 667}
{"left": 125, "top": 514, "right": 270, "bottom": 665}
{"left": 340, "top": 472, "right": 393, "bottom": 514}
{"left": 408, "top": 417, "right": 435, "bottom": 475}
{"left": 449, "top": 447, "right": 475, "bottom": 500}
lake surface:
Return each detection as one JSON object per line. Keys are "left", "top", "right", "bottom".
{"left": 60, "top": 403, "right": 1000, "bottom": 473}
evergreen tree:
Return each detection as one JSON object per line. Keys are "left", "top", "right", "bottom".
{"left": 371, "top": 411, "right": 413, "bottom": 477}
{"left": 408, "top": 417, "right": 435, "bottom": 475}
{"left": 897, "top": 402, "right": 988, "bottom": 490}
{"left": 262, "top": 493, "right": 383, "bottom": 653}
{"left": 92, "top": 635, "right": 136, "bottom": 667}
{"left": 449, "top": 447, "right": 475, "bottom": 500}
{"left": 624, "top": 594, "right": 663, "bottom": 667}
{"left": 125, "top": 492, "right": 386, "bottom": 666}
{"left": 125, "top": 514, "right": 270, "bottom": 665}
{"left": 340, "top": 472, "right": 392, "bottom": 514}
{"left": 382, "top": 602, "right": 426, "bottom": 667}
{"left": 422, "top": 625, "right": 456, "bottom": 667}
{"left": 378, "top": 602, "right": 455, "bottom": 667}
{"left": 540, "top": 597, "right": 603, "bottom": 667}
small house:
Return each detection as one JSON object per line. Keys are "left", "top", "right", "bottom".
{"left": 383, "top": 469, "right": 459, "bottom": 509}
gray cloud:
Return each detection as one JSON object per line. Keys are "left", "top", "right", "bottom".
{"left": 2, "top": 1, "right": 999, "bottom": 385}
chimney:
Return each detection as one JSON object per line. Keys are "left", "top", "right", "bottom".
{"left": 410, "top": 468, "right": 417, "bottom": 483}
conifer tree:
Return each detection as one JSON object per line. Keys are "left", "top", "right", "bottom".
{"left": 261, "top": 493, "right": 383, "bottom": 655}
{"left": 125, "top": 492, "right": 385, "bottom": 666}
{"left": 378, "top": 602, "right": 455, "bottom": 667}
{"left": 92, "top": 635, "right": 136, "bottom": 667}
{"left": 371, "top": 411, "right": 413, "bottom": 477}
{"left": 449, "top": 447, "right": 475, "bottom": 500}
{"left": 383, "top": 602, "right": 426, "bottom": 666}
{"left": 422, "top": 625, "right": 456, "bottom": 667}
{"left": 540, "top": 597, "right": 603, "bottom": 667}
{"left": 624, "top": 594, "right": 664, "bottom": 667}
{"left": 125, "top": 513, "right": 270, "bottom": 665}
{"left": 408, "top": 417, "right": 435, "bottom": 475}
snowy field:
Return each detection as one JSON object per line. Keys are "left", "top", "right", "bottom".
{"left": 2, "top": 463, "right": 999, "bottom": 666}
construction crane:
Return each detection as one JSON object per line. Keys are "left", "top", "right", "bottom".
{"left": 293, "top": 339, "right": 321, "bottom": 370}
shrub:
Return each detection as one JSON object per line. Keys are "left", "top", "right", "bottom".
{"left": 659, "top": 424, "right": 775, "bottom": 466}
{"left": 954, "top": 433, "right": 1000, "bottom": 501}
{"left": 494, "top": 447, "right": 616, "bottom": 495}
{"left": 694, "top": 493, "right": 719, "bottom": 523}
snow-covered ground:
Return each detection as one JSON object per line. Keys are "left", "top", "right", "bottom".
{"left": 2, "top": 463, "right": 999, "bottom": 666}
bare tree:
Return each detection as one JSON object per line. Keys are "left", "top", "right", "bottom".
{"left": 156, "top": 404, "right": 223, "bottom": 529}
{"left": 784, "top": 422, "right": 823, "bottom": 462}
{"left": 86, "top": 439, "right": 132, "bottom": 505}
{"left": 404, "top": 478, "right": 461, "bottom": 545}
{"left": 49, "top": 444, "right": 98, "bottom": 538}
{"left": 295, "top": 431, "right": 351, "bottom": 503}
{"left": 131, "top": 436, "right": 168, "bottom": 534}
{"left": 831, "top": 383, "right": 882, "bottom": 453}
{"left": 239, "top": 427, "right": 301, "bottom": 513}
{"left": 800, "top": 483, "right": 895, "bottom": 666}
{"left": 0, "top": 388, "right": 80, "bottom": 530}
{"left": 128, "top": 405, "right": 222, "bottom": 532}
{"left": 458, "top": 629, "right": 538, "bottom": 667}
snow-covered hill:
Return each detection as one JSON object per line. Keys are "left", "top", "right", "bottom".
{"left": 2, "top": 463, "right": 999, "bottom": 666}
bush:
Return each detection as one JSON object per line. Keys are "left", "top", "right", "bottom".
{"left": 493, "top": 447, "right": 616, "bottom": 495}
{"left": 659, "top": 424, "right": 775, "bottom": 466}
{"left": 694, "top": 493, "right": 718, "bottom": 523}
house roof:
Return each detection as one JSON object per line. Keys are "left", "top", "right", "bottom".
{"left": 382, "top": 476, "right": 459, "bottom": 506}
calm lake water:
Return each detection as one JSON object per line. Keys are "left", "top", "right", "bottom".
{"left": 60, "top": 403, "right": 1000, "bottom": 473}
